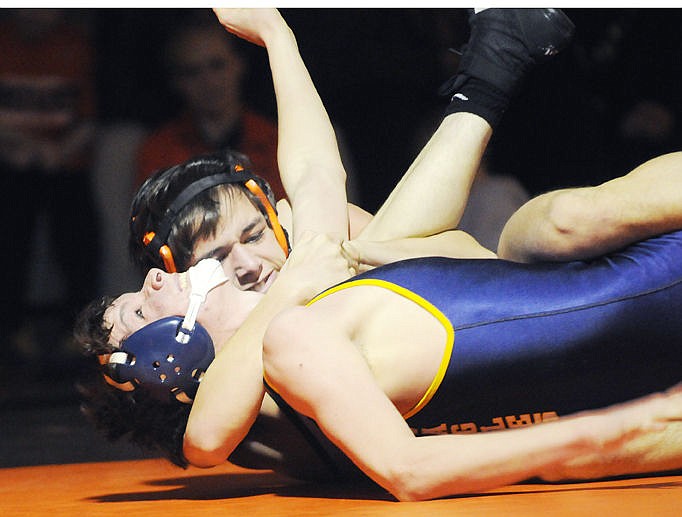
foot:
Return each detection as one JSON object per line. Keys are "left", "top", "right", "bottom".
{"left": 440, "top": 8, "right": 575, "bottom": 98}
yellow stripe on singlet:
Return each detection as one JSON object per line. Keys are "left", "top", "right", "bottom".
{"left": 307, "top": 278, "right": 455, "bottom": 420}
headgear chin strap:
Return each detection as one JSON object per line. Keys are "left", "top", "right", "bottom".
{"left": 102, "top": 316, "right": 215, "bottom": 404}
{"left": 140, "top": 167, "right": 289, "bottom": 273}
{"left": 179, "top": 258, "right": 228, "bottom": 343}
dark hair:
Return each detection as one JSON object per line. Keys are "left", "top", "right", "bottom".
{"left": 129, "top": 148, "right": 277, "bottom": 273}
{"left": 74, "top": 297, "right": 191, "bottom": 468}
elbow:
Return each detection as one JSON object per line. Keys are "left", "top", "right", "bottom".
{"left": 182, "top": 433, "right": 229, "bottom": 468}
{"left": 388, "top": 476, "right": 426, "bottom": 502}
{"left": 183, "top": 423, "right": 232, "bottom": 468}
{"left": 382, "top": 461, "right": 436, "bottom": 502}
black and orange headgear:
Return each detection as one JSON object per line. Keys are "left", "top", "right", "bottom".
{"left": 131, "top": 155, "right": 289, "bottom": 273}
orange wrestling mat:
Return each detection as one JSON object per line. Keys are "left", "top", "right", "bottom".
{"left": 1, "top": 459, "right": 681, "bottom": 516}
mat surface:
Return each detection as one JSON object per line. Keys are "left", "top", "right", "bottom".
{"left": 1, "top": 459, "right": 681, "bottom": 516}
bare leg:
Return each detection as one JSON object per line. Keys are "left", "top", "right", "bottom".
{"left": 498, "top": 152, "right": 682, "bottom": 262}
{"left": 359, "top": 9, "right": 574, "bottom": 245}
{"left": 358, "top": 112, "right": 492, "bottom": 241}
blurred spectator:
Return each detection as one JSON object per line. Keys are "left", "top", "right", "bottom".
{"left": 134, "top": 10, "right": 284, "bottom": 199}
{"left": 0, "top": 9, "right": 100, "bottom": 367}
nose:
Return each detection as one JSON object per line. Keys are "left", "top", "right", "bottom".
{"left": 230, "top": 244, "right": 262, "bottom": 288}
{"left": 143, "top": 268, "right": 165, "bottom": 293}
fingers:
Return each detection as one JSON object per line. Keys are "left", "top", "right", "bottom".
{"left": 286, "top": 232, "right": 356, "bottom": 281}
{"left": 212, "top": 8, "right": 266, "bottom": 46}
{"left": 342, "top": 239, "right": 383, "bottom": 273}
{"left": 340, "top": 241, "right": 360, "bottom": 270}
{"left": 212, "top": 8, "right": 285, "bottom": 47}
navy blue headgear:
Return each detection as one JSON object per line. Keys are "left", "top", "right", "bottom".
{"left": 103, "top": 316, "right": 215, "bottom": 404}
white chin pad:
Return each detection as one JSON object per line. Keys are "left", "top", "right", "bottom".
{"left": 181, "top": 259, "right": 228, "bottom": 335}
{"left": 189, "top": 258, "right": 228, "bottom": 300}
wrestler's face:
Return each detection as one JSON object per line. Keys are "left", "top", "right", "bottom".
{"left": 104, "top": 267, "right": 263, "bottom": 353}
{"left": 191, "top": 189, "right": 286, "bottom": 293}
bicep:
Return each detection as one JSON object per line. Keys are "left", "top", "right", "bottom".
{"left": 262, "top": 305, "right": 416, "bottom": 487}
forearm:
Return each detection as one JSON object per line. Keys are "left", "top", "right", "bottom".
{"left": 184, "top": 271, "right": 318, "bottom": 467}
{"left": 381, "top": 388, "right": 682, "bottom": 500}
{"left": 344, "top": 230, "right": 495, "bottom": 271}
{"left": 397, "top": 420, "right": 599, "bottom": 500}
{"left": 213, "top": 9, "right": 348, "bottom": 240}
{"left": 358, "top": 112, "right": 491, "bottom": 241}
{"left": 299, "top": 350, "right": 593, "bottom": 500}
{"left": 184, "top": 233, "right": 353, "bottom": 466}
{"left": 540, "top": 422, "right": 682, "bottom": 482}
{"left": 260, "top": 16, "right": 348, "bottom": 241}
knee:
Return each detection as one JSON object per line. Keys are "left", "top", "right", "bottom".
{"left": 543, "top": 188, "right": 618, "bottom": 260}
{"left": 545, "top": 190, "right": 590, "bottom": 241}
{"left": 498, "top": 189, "right": 586, "bottom": 262}
{"left": 506, "top": 188, "right": 609, "bottom": 262}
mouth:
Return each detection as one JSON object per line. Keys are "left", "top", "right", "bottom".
{"left": 253, "top": 270, "right": 277, "bottom": 293}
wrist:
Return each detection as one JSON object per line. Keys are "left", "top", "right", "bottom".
{"left": 267, "top": 268, "right": 312, "bottom": 306}
{"left": 260, "top": 18, "right": 296, "bottom": 50}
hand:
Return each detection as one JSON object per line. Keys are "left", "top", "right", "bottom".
{"left": 212, "top": 8, "right": 286, "bottom": 47}
{"left": 341, "top": 239, "right": 379, "bottom": 274}
{"left": 278, "top": 231, "right": 357, "bottom": 304}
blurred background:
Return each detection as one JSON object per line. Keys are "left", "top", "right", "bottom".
{"left": 2, "top": 7, "right": 682, "bottom": 467}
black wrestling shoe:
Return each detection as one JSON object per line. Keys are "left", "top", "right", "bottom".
{"left": 440, "top": 8, "right": 575, "bottom": 99}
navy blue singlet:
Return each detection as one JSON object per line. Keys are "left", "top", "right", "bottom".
{"left": 266, "top": 230, "right": 682, "bottom": 473}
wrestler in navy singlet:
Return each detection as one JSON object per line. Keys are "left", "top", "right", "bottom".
{"left": 266, "top": 230, "right": 682, "bottom": 473}
{"left": 353, "top": 230, "right": 682, "bottom": 434}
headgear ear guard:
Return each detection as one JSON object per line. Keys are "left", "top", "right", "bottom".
{"left": 100, "top": 316, "right": 215, "bottom": 404}
{"left": 137, "top": 164, "right": 289, "bottom": 273}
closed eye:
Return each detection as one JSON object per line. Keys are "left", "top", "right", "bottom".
{"left": 244, "top": 229, "right": 264, "bottom": 244}
{"left": 213, "top": 251, "right": 227, "bottom": 263}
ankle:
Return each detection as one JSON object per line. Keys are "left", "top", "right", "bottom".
{"left": 442, "top": 77, "right": 509, "bottom": 129}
